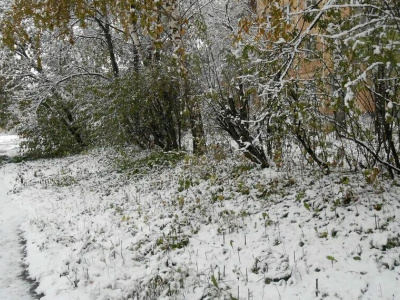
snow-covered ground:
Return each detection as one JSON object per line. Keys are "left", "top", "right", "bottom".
{"left": 0, "top": 166, "right": 33, "bottom": 300}
{"left": 0, "top": 134, "right": 20, "bottom": 157}
{"left": 1, "top": 137, "right": 400, "bottom": 299}
{"left": 0, "top": 135, "right": 34, "bottom": 299}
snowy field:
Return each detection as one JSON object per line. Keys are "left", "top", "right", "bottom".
{"left": 1, "top": 137, "right": 400, "bottom": 299}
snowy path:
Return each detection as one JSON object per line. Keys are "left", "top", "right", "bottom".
{"left": 0, "top": 135, "right": 33, "bottom": 299}
{"left": 0, "top": 135, "right": 19, "bottom": 156}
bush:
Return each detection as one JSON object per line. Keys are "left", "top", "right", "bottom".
{"left": 85, "top": 60, "right": 189, "bottom": 151}
{"left": 18, "top": 94, "right": 87, "bottom": 158}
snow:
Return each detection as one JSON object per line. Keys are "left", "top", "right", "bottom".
{"left": 1, "top": 136, "right": 400, "bottom": 299}
{"left": 0, "top": 134, "right": 20, "bottom": 157}
{"left": 0, "top": 135, "right": 33, "bottom": 299}
{"left": 373, "top": 45, "right": 381, "bottom": 55}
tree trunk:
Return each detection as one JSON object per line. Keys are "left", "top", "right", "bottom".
{"left": 130, "top": 6, "right": 143, "bottom": 69}
{"left": 94, "top": 17, "right": 119, "bottom": 78}
{"left": 217, "top": 111, "right": 269, "bottom": 168}
{"left": 189, "top": 105, "right": 206, "bottom": 155}
{"left": 165, "top": 0, "right": 183, "bottom": 55}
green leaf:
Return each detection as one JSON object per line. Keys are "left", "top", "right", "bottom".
{"left": 353, "top": 256, "right": 361, "bottom": 261}
{"left": 211, "top": 275, "right": 219, "bottom": 289}
{"left": 326, "top": 255, "right": 337, "bottom": 262}
{"left": 304, "top": 201, "right": 311, "bottom": 211}
{"left": 340, "top": 176, "right": 350, "bottom": 185}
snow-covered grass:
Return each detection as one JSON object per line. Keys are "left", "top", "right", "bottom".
{"left": 2, "top": 146, "right": 400, "bottom": 299}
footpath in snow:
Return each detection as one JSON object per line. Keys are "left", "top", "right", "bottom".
{"left": 0, "top": 135, "right": 33, "bottom": 299}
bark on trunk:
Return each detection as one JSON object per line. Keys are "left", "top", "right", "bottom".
{"left": 94, "top": 17, "right": 119, "bottom": 78}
